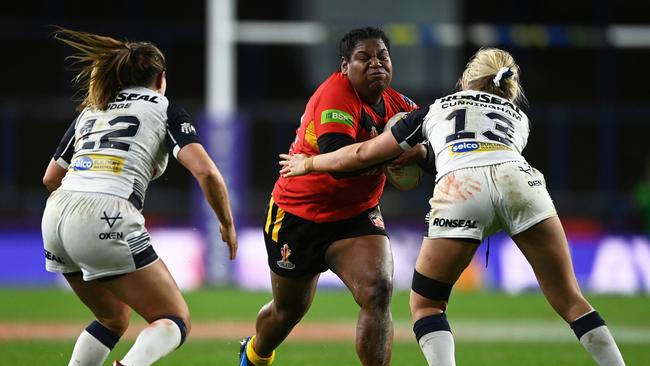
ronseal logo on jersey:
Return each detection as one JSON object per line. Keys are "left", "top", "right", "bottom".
{"left": 449, "top": 141, "right": 511, "bottom": 156}
{"left": 70, "top": 155, "right": 125, "bottom": 174}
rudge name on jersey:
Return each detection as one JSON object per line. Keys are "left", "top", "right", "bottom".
{"left": 107, "top": 102, "right": 131, "bottom": 110}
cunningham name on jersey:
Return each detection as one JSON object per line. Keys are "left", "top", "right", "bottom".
{"left": 52, "top": 86, "right": 200, "bottom": 210}
{"left": 425, "top": 90, "right": 530, "bottom": 181}
{"left": 389, "top": 90, "right": 530, "bottom": 182}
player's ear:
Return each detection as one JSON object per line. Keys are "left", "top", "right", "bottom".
{"left": 340, "top": 57, "right": 348, "bottom": 75}
{"left": 155, "top": 71, "right": 167, "bottom": 94}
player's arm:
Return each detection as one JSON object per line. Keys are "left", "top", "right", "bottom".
{"left": 177, "top": 143, "right": 237, "bottom": 259}
{"left": 389, "top": 94, "right": 428, "bottom": 168}
{"left": 43, "top": 160, "right": 68, "bottom": 193}
{"left": 282, "top": 107, "right": 429, "bottom": 176}
{"left": 313, "top": 90, "right": 385, "bottom": 178}
{"left": 317, "top": 133, "right": 382, "bottom": 178}
{"left": 43, "top": 118, "right": 77, "bottom": 192}
{"left": 166, "top": 104, "right": 237, "bottom": 260}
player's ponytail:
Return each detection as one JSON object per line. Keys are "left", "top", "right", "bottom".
{"left": 458, "top": 47, "right": 527, "bottom": 106}
{"left": 52, "top": 27, "right": 166, "bottom": 111}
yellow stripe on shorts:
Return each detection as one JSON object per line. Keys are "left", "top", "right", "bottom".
{"left": 264, "top": 197, "right": 274, "bottom": 234}
{"left": 271, "top": 207, "right": 285, "bottom": 242}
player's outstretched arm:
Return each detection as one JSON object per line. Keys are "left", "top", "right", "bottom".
{"left": 280, "top": 131, "right": 402, "bottom": 177}
{"left": 42, "top": 159, "right": 68, "bottom": 193}
{"left": 177, "top": 143, "right": 237, "bottom": 260}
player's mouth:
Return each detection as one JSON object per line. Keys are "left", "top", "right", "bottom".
{"left": 367, "top": 70, "right": 388, "bottom": 79}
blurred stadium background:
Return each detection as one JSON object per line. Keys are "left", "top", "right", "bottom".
{"left": 1, "top": 0, "right": 649, "bottom": 364}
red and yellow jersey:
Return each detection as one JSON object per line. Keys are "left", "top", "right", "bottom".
{"left": 273, "top": 71, "right": 418, "bottom": 222}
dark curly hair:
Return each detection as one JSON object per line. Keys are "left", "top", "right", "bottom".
{"left": 338, "top": 27, "right": 391, "bottom": 61}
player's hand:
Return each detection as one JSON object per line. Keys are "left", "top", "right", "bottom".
{"left": 279, "top": 153, "right": 309, "bottom": 177}
{"left": 219, "top": 222, "right": 237, "bottom": 260}
{"left": 390, "top": 143, "right": 427, "bottom": 167}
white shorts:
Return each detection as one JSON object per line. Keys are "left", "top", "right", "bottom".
{"left": 426, "top": 161, "right": 557, "bottom": 240}
{"left": 41, "top": 190, "right": 158, "bottom": 281}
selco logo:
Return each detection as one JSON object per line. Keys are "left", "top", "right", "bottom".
{"left": 451, "top": 142, "right": 480, "bottom": 153}
{"left": 71, "top": 156, "right": 93, "bottom": 171}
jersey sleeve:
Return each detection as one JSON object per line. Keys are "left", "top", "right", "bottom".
{"left": 53, "top": 118, "right": 77, "bottom": 169}
{"left": 313, "top": 83, "right": 361, "bottom": 140}
{"left": 401, "top": 93, "right": 419, "bottom": 111}
{"left": 165, "top": 102, "right": 200, "bottom": 159}
{"left": 390, "top": 106, "right": 430, "bottom": 150}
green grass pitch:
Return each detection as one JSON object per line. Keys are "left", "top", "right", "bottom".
{"left": 0, "top": 288, "right": 648, "bottom": 365}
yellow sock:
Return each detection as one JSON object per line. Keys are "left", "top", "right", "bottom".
{"left": 246, "top": 336, "right": 275, "bottom": 366}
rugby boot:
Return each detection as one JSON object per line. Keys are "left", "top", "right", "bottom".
{"left": 239, "top": 336, "right": 253, "bottom": 365}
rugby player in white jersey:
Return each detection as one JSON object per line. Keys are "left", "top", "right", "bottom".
{"left": 279, "top": 48, "right": 626, "bottom": 366}
{"left": 41, "top": 27, "right": 237, "bottom": 366}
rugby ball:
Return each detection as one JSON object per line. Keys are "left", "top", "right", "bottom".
{"left": 382, "top": 112, "right": 423, "bottom": 191}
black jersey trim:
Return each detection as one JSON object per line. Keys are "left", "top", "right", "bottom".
{"left": 390, "top": 106, "right": 430, "bottom": 149}
{"left": 165, "top": 102, "right": 200, "bottom": 158}
{"left": 53, "top": 116, "right": 79, "bottom": 166}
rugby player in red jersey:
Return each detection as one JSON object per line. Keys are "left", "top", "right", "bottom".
{"left": 239, "top": 27, "right": 432, "bottom": 366}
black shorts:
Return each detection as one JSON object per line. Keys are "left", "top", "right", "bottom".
{"left": 263, "top": 198, "right": 388, "bottom": 278}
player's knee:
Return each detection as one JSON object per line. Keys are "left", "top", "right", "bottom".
{"left": 268, "top": 295, "right": 313, "bottom": 327}
{"left": 356, "top": 276, "right": 393, "bottom": 311}
{"left": 410, "top": 270, "right": 452, "bottom": 315}
{"left": 161, "top": 315, "right": 189, "bottom": 346}
{"left": 97, "top": 307, "right": 131, "bottom": 336}
{"left": 181, "top": 314, "right": 192, "bottom": 335}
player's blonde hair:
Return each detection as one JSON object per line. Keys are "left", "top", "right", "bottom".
{"left": 52, "top": 27, "right": 166, "bottom": 111}
{"left": 458, "top": 47, "right": 527, "bottom": 105}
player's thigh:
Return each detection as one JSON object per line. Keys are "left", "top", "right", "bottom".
{"left": 415, "top": 238, "right": 479, "bottom": 285}
{"left": 64, "top": 272, "right": 130, "bottom": 334}
{"left": 326, "top": 234, "right": 393, "bottom": 304}
{"left": 511, "top": 216, "right": 582, "bottom": 297}
{"left": 410, "top": 238, "right": 479, "bottom": 315}
{"left": 325, "top": 206, "right": 393, "bottom": 293}
{"left": 102, "top": 259, "right": 189, "bottom": 326}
